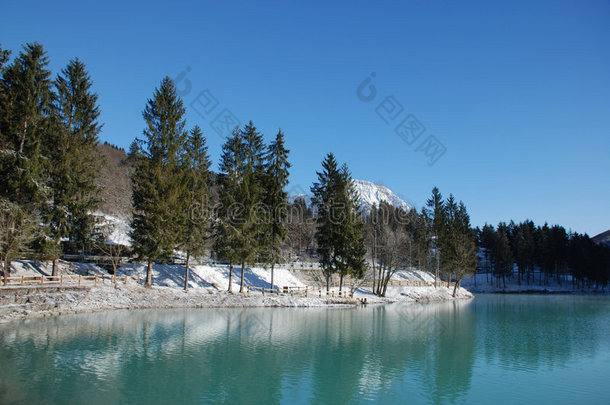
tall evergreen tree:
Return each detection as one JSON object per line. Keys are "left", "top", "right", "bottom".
{"left": 130, "top": 77, "right": 187, "bottom": 287}
{"left": 215, "top": 128, "right": 245, "bottom": 293}
{"left": 262, "top": 129, "right": 290, "bottom": 289}
{"left": 336, "top": 163, "right": 367, "bottom": 290}
{"left": 178, "top": 125, "right": 212, "bottom": 291}
{"left": 45, "top": 58, "right": 104, "bottom": 275}
{"left": 425, "top": 187, "right": 445, "bottom": 287}
{"left": 493, "top": 223, "right": 513, "bottom": 288}
{"left": 0, "top": 43, "right": 53, "bottom": 277}
{"left": 443, "top": 200, "right": 478, "bottom": 296}
{"left": 0, "top": 43, "right": 52, "bottom": 206}
{"left": 311, "top": 153, "right": 366, "bottom": 291}
{"left": 311, "top": 153, "right": 341, "bottom": 291}
{"left": 237, "top": 121, "right": 266, "bottom": 292}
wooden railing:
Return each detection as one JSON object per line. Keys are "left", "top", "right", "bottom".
{"left": 357, "top": 280, "right": 453, "bottom": 288}
{"left": 0, "top": 274, "right": 140, "bottom": 287}
{"left": 247, "top": 285, "right": 355, "bottom": 298}
{"left": 247, "top": 285, "right": 311, "bottom": 297}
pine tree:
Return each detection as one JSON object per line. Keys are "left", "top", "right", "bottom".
{"left": 336, "top": 163, "right": 367, "bottom": 291}
{"left": 479, "top": 223, "right": 496, "bottom": 283}
{"left": 493, "top": 223, "right": 513, "bottom": 288}
{"left": 215, "top": 128, "right": 245, "bottom": 292}
{"left": 130, "top": 77, "right": 187, "bottom": 287}
{"left": 311, "top": 153, "right": 366, "bottom": 292}
{"left": 261, "top": 129, "right": 290, "bottom": 289}
{"left": 444, "top": 201, "right": 478, "bottom": 296}
{"left": 233, "top": 121, "right": 267, "bottom": 292}
{"left": 0, "top": 43, "right": 52, "bottom": 206}
{"left": 311, "top": 153, "right": 341, "bottom": 291}
{"left": 178, "top": 125, "right": 212, "bottom": 291}
{"left": 0, "top": 43, "right": 53, "bottom": 277}
{"left": 45, "top": 58, "right": 104, "bottom": 275}
{"left": 425, "top": 187, "right": 445, "bottom": 287}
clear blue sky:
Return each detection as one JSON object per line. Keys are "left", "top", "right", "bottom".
{"left": 2, "top": 0, "right": 609, "bottom": 236}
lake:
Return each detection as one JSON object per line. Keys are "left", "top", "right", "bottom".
{"left": 0, "top": 295, "right": 609, "bottom": 404}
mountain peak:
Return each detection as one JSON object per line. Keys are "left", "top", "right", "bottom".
{"left": 288, "top": 179, "right": 410, "bottom": 213}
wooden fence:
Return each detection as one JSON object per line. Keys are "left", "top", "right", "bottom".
{"left": 358, "top": 280, "right": 453, "bottom": 288}
{"left": 0, "top": 274, "right": 140, "bottom": 287}
{"left": 247, "top": 285, "right": 355, "bottom": 298}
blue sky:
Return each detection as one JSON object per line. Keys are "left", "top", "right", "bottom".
{"left": 2, "top": 0, "right": 609, "bottom": 235}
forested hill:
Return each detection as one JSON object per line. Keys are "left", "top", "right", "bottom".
{"left": 593, "top": 230, "right": 610, "bottom": 247}
{"left": 96, "top": 143, "right": 132, "bottom": 217}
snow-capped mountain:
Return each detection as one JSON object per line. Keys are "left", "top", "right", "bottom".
{"left": 288, "top": 179, "right": 411, "bottom": 213}
{"left": 352, "top": 180, "right": 411, "bottom": 213}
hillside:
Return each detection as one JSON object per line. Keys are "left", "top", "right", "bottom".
{"left": 593, "top": 230, "right": 610, "bottom": 247}
{"left": 96, "top": 143, "right": 133, "bottom": 217}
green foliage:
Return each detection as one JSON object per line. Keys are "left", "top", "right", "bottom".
{"left": 130, "top": 77, "right": 187, "bottom": 285}
{"left": 178, "top": 125, "right": 212, "bottom": 260}
{"left": 311, "top": 153, "right": 367, "bottom": 290}
{"left": 46, "top": 58, "right": 104, "bottom": 254}
{"left": 214, "top": 127, "right": 245, "bottom": 272}
{"left": 0, "top": 198, "right": 39, "bottom": 279}
{"left": 0, "top": 43, "right": 53, "bottom": 208}
{"left": 260, "top": 129, "right": 291, "bottom": 271}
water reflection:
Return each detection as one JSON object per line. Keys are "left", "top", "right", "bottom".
{"left": 0, "top": 296, "right": 608, "bottom": 405}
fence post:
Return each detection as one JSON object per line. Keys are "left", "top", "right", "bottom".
{"left": 95, "top": 276, "right": 98, "bottom": 286}
{"left": 41, "top": 276, "right": 44, "bottom": 285}
{"left": 21, "top": 276, "right": 24, "bottom": 286}
{"left": 125, "top": 276, "right": 128, "bottom": 285}
{"left": 60, "top": 274, "right": 63, "bottom": 287}
{"left": 78, "top": 275, "right": 81, "bottom": 287}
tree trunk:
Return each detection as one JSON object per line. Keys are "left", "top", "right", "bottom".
{"left": 184, "top": 252, "right": 190, "bottom": 291}
{"left": 377, "top": 265, "right": 383, "bottom": 295}
{"left": 339, "top": 272, "right": 343, "bottom": 292}
{"left": 239, "top": 262, "right": 245, "bottom": 293}
{"left": 228, "top": 261, "right": 233, "bottom": 293}
{"left": 382, "top": 273, "right": 390, "bottom": 297}
{"left": 452, "top": 277, "right": 460, "bottom": 297}
{"left": 3, "top": 257, "right": 10, "bottom": 286}
{"left": 326, "top": 272, "right": 330, "bottom": 292}
{"left": 145, "top": 260, "right": 153, "bottom": 287}
{"left": 371, "top": 257, "right": 375, "bottom": 294}
{"left": 52, "top": 259, "right": 58, "bottom": 277}
{"left": 270, "top": 263, "right": 275, "bottom": 290}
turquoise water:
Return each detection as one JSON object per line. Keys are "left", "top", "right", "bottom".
{"left": 0, "top": 295, "right": 609, "bottom": 404}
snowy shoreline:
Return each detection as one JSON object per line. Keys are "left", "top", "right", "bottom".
{"left": 0, "top": 260, "right": 473, "bottom": 323}
{"left": 0, "top": 283, "right": 473, "bottom": 324}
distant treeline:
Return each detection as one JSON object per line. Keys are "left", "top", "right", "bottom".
{"left": 476, "top": 221, "right": 610, "bottom": 288}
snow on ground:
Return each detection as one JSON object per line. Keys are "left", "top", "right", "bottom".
{"left": 392, "top": 269, "right": 437, "bottom": 283}
{"left": 94, "top": 212, "right": 132, "bottom": 247}
{"left": 7, "top": 260, "right": 107, "bottom": 277}
{"left": 1, "top": 260, "right": 473, "bottom": 323}
{"left": 0, "top": 284, "right": 359, "bottom": 324}
{"left": 116, "top": 263, "right": 305, "bottom": 291}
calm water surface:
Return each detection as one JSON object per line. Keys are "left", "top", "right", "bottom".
{"left": 0, "top": 294, "right": 609, "bottom": 404}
